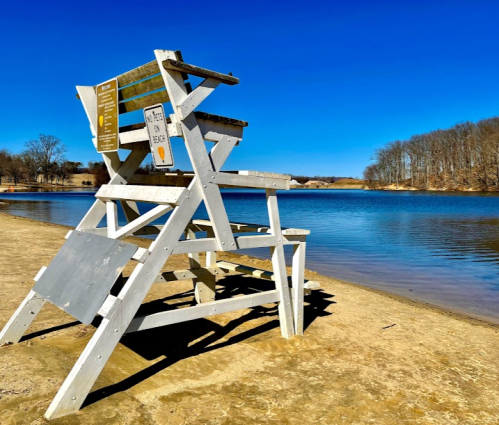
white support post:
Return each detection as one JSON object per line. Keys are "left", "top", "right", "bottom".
{"left": 266, "top": 189, "right": 294, "bottom": 338}
{"left": 0, "top": 291, "right": 46, "bottom": 345}
{"left": 106, "top": 201, "right": 118, "bottom": 237}
{"left": 205, "top": 229, "right": 217, "bottom": 268}
{"left": 292, "top": 242, "right": 306, "bottom": 335}
{"left": 186, "top": 227, "right": 216, "bottom": 304}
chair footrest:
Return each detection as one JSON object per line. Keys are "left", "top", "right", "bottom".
{"left": 192, "top": 219, "right": 310, "bottom": 236}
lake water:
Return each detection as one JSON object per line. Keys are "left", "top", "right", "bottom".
{"left": 1, "top": 189, "right": 498, "bottom": 324}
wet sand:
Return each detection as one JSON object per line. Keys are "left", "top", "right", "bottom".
{"left": 0, "top": 213, "right": 498, "bottom": 424}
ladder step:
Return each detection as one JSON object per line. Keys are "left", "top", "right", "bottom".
{"left": 96, "top": 185, "right": 189, "bottom": 205}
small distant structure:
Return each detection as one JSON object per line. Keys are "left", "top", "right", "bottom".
{"left": 290, "top": 179, "right": 302, "bottom": 186}
{"left": 304, "top": 180, "right": 328, "bottom": 187}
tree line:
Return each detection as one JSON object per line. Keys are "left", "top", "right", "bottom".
{"left": 0, "top": 135, "right": 76, "bottom": 186}
{"left": 363, "top": 117, "right": 499, "bottom": 190}
{"left": 0, "top": 134, "right": 161, "bottom": 187}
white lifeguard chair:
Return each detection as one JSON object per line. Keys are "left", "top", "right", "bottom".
{"left": 0, "top": 49, "right": 318, "bottom": 419}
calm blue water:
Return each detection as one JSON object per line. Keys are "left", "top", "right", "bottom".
{"left": 1, "top": 189, "right": 499, "bottom": 323}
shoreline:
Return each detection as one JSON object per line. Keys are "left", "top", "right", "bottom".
{"left": 1, "top": 213, "right": 499, "bottom": 423}
{"left": 0, "top": 211, "right": 497, "bottom": 328}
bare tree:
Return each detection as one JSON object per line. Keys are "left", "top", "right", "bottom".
{"left": 25, "top": 135, "right": 67, "bottom": 183}
{"left": 0, "top": 149, "right": 10, "bottom": 185}
{"left": 5, "top": 154, "right": 27, "bottom": 186}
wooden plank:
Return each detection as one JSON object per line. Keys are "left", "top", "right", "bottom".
{"left": 193, "top": 219, "right": 270, "bottom": 234}
{"left": 119, "top": 75, "right": 165, "bottom": 101}
{"left": 119, "top": 89, "right": 169, "bottom": 114}
{"left": 0, "top": 291, "right": 46, "bottom": 345}
{"left": 116, "top": 60, "right": 160, "bottom": 87}
{"left": 195, "top": 111, "right": 248, "bottom": 127}
{"left": 112, "top": 205, "right": 172, "bottom": 239}
{"left": 292, "top": 242, "right": 306, "bottom": 335}
{"left": 205, "top": 229, "right": 217, "bottom": 268}
{"left": 106, "top": 201, "right": 118, "bottom": 237}
{"left": 173, "top": 234, "right": 278, "bottom": 254}
{"left": 95, "top": 185, "right": 188, "bottom": 205}
{"left": 196, "top": 117, "right": 244, "bottom": 142}
{"left": 162, "top": 59, "right": 239, "bottom": 85}
{"left": 119, "top": 127, "right": 149, "bottom": 145}
{"left": 155, "top": 267, "right": 224, "bottom": 283}
{"left": 216, "top": 261, "right": 318, "bottom": 289}
{"left": 211, "top": 171, "right": 290, "bottom": 190}
{"left": 126, "top": 290, "right": 279, "bottom": 333}
{"left": 182, "top": 115, "right": 237, "bottom": 250}
{"left": 266, "top": 189, "right": 294, "bottom": 338}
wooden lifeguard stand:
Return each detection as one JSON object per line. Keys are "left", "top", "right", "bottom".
{"left": 0, "top": 49, "right": 317, "bottom": 419}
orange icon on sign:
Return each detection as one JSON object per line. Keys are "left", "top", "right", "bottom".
{"left": 158, "top": 146, "right": 165, "bottom": 161}
{"left": 99, "top": 116, "right": 104, "bottom": 127}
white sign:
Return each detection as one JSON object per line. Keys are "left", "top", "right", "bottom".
{"left": 144, "top": 104, "right": 174, "bottom": 169}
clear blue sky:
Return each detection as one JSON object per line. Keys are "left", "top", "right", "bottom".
{"left": 1, "top": 0, "right": 499, "bottom": 177}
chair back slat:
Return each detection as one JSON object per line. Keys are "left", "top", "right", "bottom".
{"left": 119, "top": 75, "right": 164, "bottom": 101}
{"left": 119, "top": 89, "right": 170, "bottom": 114}
{"left": 117, "top": 60, "right": 160, "bottom": 87}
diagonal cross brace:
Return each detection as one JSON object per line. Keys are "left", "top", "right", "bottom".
{"left": 155, "top": 49, "right": 236, "bottom": 251}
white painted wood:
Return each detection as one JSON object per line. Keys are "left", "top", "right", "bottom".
{"left": 185, "top": 227, "right": 201, "bottom": 269}
{"left": 119, "top": 127, "right": 149, "bottom": 145}
{"left": 41, "top": 49, "right": 311, "bottom": 419}
{"left": 97, "top": 295, "right": 120, "bottom": 318}
{"left": 205, "top": 229, "right": 217, "bottom": 268}
{"left": 102, "top": 151, "right": 121, "bottom": 179}
{"left": 96, "top": 185, "right": 188, "bottom": 205}
{"left": 0, "top": 291, "right": 46, "bottom": 345}
{"left": 193, "top": 218, "right": 309, "bottom": 236}
{"left": 178, "top": 113, "right": 236, "bottom": 251}
{"left": 154, "top": 267, "right": 224, "bottom": 283}
{"left": 211, "top": 171, "right": 290, "bottom": 190}
{"left": 34, "top": 266, "right": 47, "bottom": 282}
{"left": 266, "top": 189, "right": 294, "bottom": 338}
{"left": 132, "top": 247, "right": 149, "bottom": 263}
{"left": 292, "top": 242, "right": 306, "bottom": 335}
{"left": 156, "top": 49, "right": 236, "bottom": 251}
{"left": 126, "top": 290, "right": 280, "bottom": 333}
{"left": 75, "top": 148, "right": 148, "bottom": 231}
{"left": 45, "top": 101, "right": 238, "bottom": 418}
{"left": 112, "top": 205, "right": 172, "bottom": 239}
{"left": 106, "top": 201, "right": 118, "bottom": 237}
{"left": 177, "top": 78, "right": 220, "bottom": 119}
{"left": 173, "top": 234, "right": 278, "bottom": 254}
{"left": 185, "top": 227, "right": 216, "bottom": 303}
{"left": 196, "top": 118, "right": 243, "bottom": 143}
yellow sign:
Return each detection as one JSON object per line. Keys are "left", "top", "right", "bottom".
{"left": 96, "top": 79, "right": 119, "bottom": 152}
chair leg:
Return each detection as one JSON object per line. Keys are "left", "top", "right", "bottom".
{"left": 292, "top": 242, "right": 306, "bottom": 335}
{"left": 266, "top": 189, "right": 294, "bottom": 338}
{"left": 0, "top": 291, "right": 45, "bottom": 345}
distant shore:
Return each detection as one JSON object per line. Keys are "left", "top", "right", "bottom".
{"left": 1, "top": 213, "right": 498, "bottom": 424}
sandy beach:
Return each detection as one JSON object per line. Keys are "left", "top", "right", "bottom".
{"left": 0, "top": 213, "right": 498, "bottom": 424}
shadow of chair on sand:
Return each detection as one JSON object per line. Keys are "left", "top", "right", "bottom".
{"left": 20, "top": 273, "right": 335, "bottom": 410}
